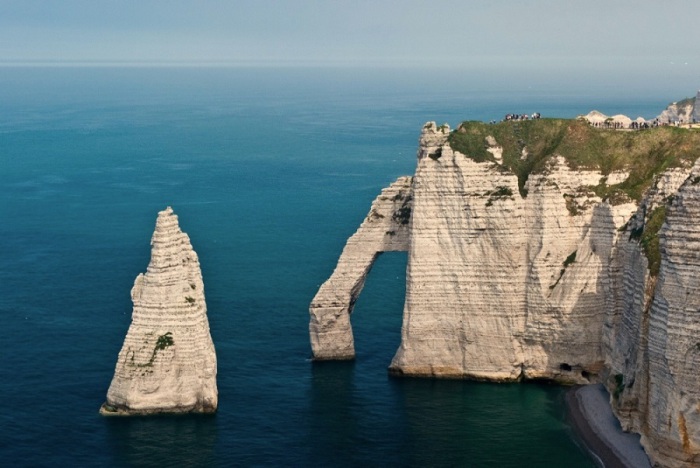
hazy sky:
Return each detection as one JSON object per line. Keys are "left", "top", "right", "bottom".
{"left": 1, "top": 0, "right": 698, "bottom": 73}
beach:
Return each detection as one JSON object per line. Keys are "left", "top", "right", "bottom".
{"left": 567, "top": 384, "right": 651, "bottom": 467}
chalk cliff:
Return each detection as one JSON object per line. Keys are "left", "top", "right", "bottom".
{"left": 101, "top": 207, "right": 217, "bottom": 415}
{"left": 389, "top": 125, "right": 631, "bottom": 382}
{"left": 607, "top": 162, "right": 700, "bottom": 467}
{"left": 310, "top": 118, "right": 700, "bottom": 466}
{"left": 657, "top": 94, "right": 697, "bottom": 124}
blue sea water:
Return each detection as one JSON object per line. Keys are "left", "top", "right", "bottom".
{"left": 0, "top": 66, "right": 677, "bottom": 467}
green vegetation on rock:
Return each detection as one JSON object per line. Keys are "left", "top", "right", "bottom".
{"left": 448, "top": 119, "right": 700, "bottom": 200}
{"left": 632, "top": 206, "right": 667, "bottom": 277}
{"left": 131, "top": 332, "right": 175, "bottom": 368}
{"left": 485, "top": 186, "right": 514, "bottom": 206}
{"left": 549, "top": 250, "right": 578, "bottom": 290}
{"left": 563, "top": 250, "right": 577, "bottom": 267}
{"left": 392, "top": 193, "right": 413, "bottom": 225}
{"left": 393, "top": 206, "right": 411, "bottom": 225}
{"left": 155, "top": 332, "right": 174, "bottom": 351}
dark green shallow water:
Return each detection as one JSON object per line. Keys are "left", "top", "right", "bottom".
{"left": 0, "top": 66, "right": 673, "bottom": 466}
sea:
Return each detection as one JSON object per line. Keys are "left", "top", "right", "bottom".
{"left": 0, "top": 65, "right": 682, "bottom": 467}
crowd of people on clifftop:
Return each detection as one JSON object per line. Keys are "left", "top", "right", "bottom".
{"left": 587, "top": 118, "right": 693, "bottom": 130}
{"left": 588, "top": 120, "right": 634, "bottom": 129}
{"left": 629, "top": 121, "right": 651, "bottom": 129}
{"left": 502, "top": 112, "right": 541, "bottom": 122}
{"left": 490, "top": 111, "right": 695, "bottom": 129}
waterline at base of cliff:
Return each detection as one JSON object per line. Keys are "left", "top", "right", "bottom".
{"left": 567, "top": 384, "right": 651, "bottom": 468}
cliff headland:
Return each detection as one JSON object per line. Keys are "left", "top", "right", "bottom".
{"left": 310, "top": 114, "right": 700, "bottom": 466}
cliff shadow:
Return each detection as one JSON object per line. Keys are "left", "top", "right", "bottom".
{"left": 541, "top": 203, "right": 616, "bottom": 383}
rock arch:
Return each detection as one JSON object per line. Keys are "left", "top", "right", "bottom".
{"left": 309, "top": 177, "right": 412, "bottom": 360}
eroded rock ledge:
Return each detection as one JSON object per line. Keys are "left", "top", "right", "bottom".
{"left": 310, "top": 119, "right": 700, "bottom": 466}
{"left": 101, "top": 207, "right": 217, "bottom": 416}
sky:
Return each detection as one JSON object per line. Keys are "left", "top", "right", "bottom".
{"left": 0, "top": 0, "right": 698, "bottom": 77}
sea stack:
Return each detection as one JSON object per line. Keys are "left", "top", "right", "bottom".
{"left": 100, "top": 207, "right": 217, "bottom": 415}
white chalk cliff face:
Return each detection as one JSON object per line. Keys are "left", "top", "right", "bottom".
{"left": 310, "top": 120, "right": 700, "bottom": 466}
{"left": 390, "top": 129, "right": 633, "bottom": 382}
{"left": 607, "top": 163, "right": 700, "bottom": 467}
{"left": 101, "top": 207, "right": 217, "bottom": 415}
{"left": 657, "top": 94, "right": 697, "bottom": 123}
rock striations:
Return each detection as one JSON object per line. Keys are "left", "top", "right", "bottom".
{"left": 390, "top": 125, "right": 631, "bottom": 382}
{"left": 608, "top": 162, "right": 700, "bottom": 467}
{"left": 101, "top": 207, "right": 217, "bottom": 416}
{"left": 310, "top": 118, "right": 700, "bottom": 466}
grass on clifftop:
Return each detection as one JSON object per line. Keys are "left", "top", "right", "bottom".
{"left": 448, "top": 119, "right": 700, "bottom": 200}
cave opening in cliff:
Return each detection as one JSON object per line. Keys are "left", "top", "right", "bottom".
{"left": 350, "top": 251, "right": 407, "bottom": 367}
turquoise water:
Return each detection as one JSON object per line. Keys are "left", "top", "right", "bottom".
{"left": 0, "top": 66, "right": 672, "bottom": 466}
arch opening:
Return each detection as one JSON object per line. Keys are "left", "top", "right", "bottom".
{"left": 351, "top": 251, "right": 407, "bottom": 365}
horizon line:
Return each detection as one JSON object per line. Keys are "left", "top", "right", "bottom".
{"left": 0, "top": 59, "right": 466, "bottom": 69}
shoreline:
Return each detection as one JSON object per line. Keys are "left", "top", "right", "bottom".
{"left": 566, "top": 384, "right": 651, "bottom": 468}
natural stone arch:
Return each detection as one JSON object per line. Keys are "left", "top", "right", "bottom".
{"left": 309, "top": 177, "right": 412, "bottom": 360}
